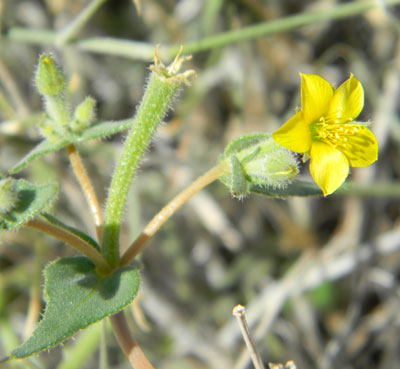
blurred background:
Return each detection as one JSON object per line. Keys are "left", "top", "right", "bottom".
{"left": 1, "top": 0, "right": 400, "bottom": 368}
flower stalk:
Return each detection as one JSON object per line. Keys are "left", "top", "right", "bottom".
{"left": 120, "top": 164, "right": 227, "bottom": 266}
{"left": 67, "top": 144, "right": 103, "bottom": 241}
{"left": 110, "top": 311, "right": 155, "bottom": 369}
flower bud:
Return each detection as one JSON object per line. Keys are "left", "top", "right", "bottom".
{"left": 0, "top": 178, "right": 19, "bottom": 215}
{"left": 71, "top": 96, "right": 96, "bottom": 133}
{"left": 35, "top": 54, "right": 66, "bottom": 96}
{"left": 220, "top": 133, "right": 299, "bottom": 198}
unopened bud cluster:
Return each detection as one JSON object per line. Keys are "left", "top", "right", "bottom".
{"left": 0, "top": 178, "right": 19, "bottom": 215}
{"left": 35, "top": 54, "right": 97, "bottom": 139}
{"left": 219, "top": 133, "right": 299, "bottom": 198}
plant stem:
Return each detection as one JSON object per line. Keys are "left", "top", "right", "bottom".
{"left": 25, "top": 218, "right": 111, "bottom": 273}
{"left": 76, "top": 38, "right": 156, "bottom": 60}
{"left": 67, "top": 144, "right": 103, "bottom": 241}
{"left": 101, "top": 54, "right": 190, "bottom": 267}
{"left": 7, "top": 0, "right": 400, "bottom": 59}
{"left": 233, "top": 305, "right": 265, "bottom": 369}
{"left": 169, "top": 0, "right": 400, "bottom": 56}
{"left": 120, "top": 164, "right": 226, "bottom": 266}
{"left": 57, "top": 0, "right": 109, "bottom": 45}
{"left": 109, "top": 311, "right": 155, "bottom": 369}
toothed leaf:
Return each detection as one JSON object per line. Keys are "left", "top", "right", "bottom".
{"left": 10, "top": 257, "right": 140, "bottom": 359}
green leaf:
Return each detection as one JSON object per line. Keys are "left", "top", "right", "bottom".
{"left": 249, "top": 180, "right": 323, "bottom": 197}
{"left": 0, "top": 179, "right": 58, "bottom": 230}
{"left": 10, "top": 257, "right": 140, "bottom": 359}
{"left": 9, "top": 138, "right": 71, "bottom": 174}
{"left": 40, "top": 212, "right": 100, "bottom": 251}
{"left": 9, "top": 119, "right": 133, "bottom": 174}
{"left": 78, "top": 118, "right": 132, "bottom": 141}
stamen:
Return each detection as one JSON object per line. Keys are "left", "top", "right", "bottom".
{"left": 310, "top": 114, "right": 357, "bottom": 150}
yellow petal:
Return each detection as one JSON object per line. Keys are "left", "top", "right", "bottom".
{"left": 300, "top": 73, "right": 334, "bottom": 123}
{"left": 272, "top": 111, "right": 311, "bottom": 153}
{"left": 338, "top": 124, "right": 378, "bottom": 167}
{"left": 327, "top": 74, "right": 364, "bottom": 122}
{"left": 310, "top": 141, "right": 349, "bottom": 196}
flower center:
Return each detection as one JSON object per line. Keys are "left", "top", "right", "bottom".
{"left": 310, "top": 116, "right": 357, "bottom": 150}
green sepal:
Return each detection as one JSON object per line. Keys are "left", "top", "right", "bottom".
{"left": 0, "top": 179, "right": 58, "bottom": 230}
{"left": 40, "top": 212, "right": 100, "bottom": 251}
{"left": 249, "top": 181, "right": 353, "bottom": 197}
{"left": 249, "top": 180, "right": 322, "bottom": 197}
{"left": 9, "top": 119, "right": 132, "bottom": 174}
{"left": 223, "top": 133, "right": 269, "bottom": 157}
{"left": 10, "top": 257, "right": 140, "bottom": 359}
{"left": 230, "top": 155, "right": 248, "bottom": 198}
{"left": 220, "top": 133, "right": 299, "bottom": 196}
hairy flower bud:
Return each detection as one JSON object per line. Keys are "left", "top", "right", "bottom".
{"left": 0, "top": 178, "right": 19, "bottom": 214}
{"left": 35, "top": 54, "right": 66, "bottom": 96}
{"left": 71, "top": 96, "right": 96, "bottom": 133}
{"left": 219, "top": 133, "right": 299, "bottom": 198}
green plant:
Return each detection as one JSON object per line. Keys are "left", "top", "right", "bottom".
{"left": 0, "top": 46, "right": 321, "bottom": 367}
{"left": 1, "top": 1, "right": 399, "bottom": 368}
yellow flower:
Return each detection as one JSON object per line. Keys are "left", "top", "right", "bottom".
{"left": 272, "top": 73, "right": 378, "bottom": 196}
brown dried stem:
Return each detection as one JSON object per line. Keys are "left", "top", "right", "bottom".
{"left": 110, "top": 310, "right": 155, "bottom": 369}
{"left": 233, "top": 305, "right": 265, "bottom": 369}
{"left": 120, "top": 164, "right": 226, "bottom": 266}
{"left": 67, "top": 144, "right": 104, "bottom": 241}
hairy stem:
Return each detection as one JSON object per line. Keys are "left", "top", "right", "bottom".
{"left": 67, "top": 144, "right": 103, "bottom": 241}
{"left": 101, "top": 50, "right": 192, "bottom": 267}
{"left": 110, "top": 311, "right": 155, "bottom": 369}
{"left": 25, "top": 218, "right": 111, "bottom": 273}
{"left": 120, "top": 164, "right": 226, "bottom": 266}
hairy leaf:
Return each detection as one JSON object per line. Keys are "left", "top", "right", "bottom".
{"left": 10, "top": 257, "right": 140, "bottom": 359}
{"left": 9, "top": 119, "right": 133, "bottom": 174}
